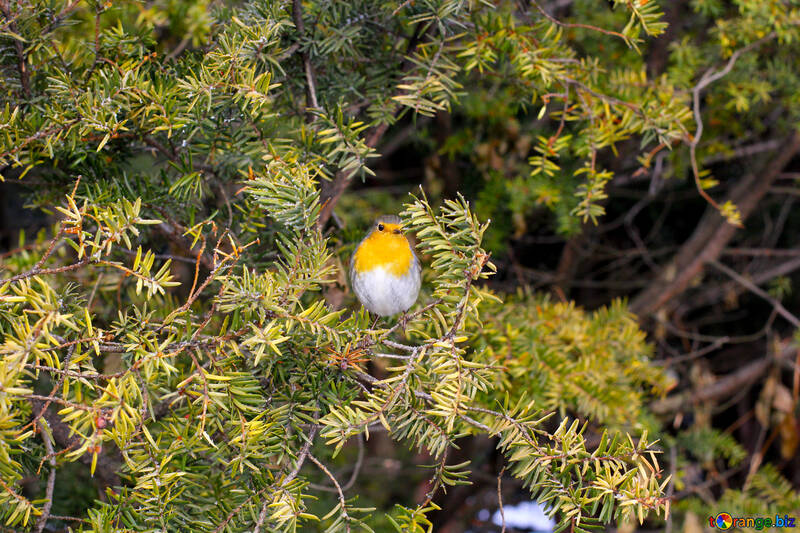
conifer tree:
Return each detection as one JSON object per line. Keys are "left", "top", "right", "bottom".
{"left": 1, "top": 0, "right": 799, "bottom": 531}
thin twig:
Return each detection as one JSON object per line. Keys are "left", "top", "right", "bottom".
{"left": 372, "top": 352, "right": 413, "bottom": 360}
{"left": 34, "top": 421, "right": 57, "bottom": 533}
{"left": 309, "top": 434, "right": 365, "bottom": 493}
{"left": 651, "top": 344, "right": 794, "bottom": 414}
{"left": 722, "top": 247, "right": 800, "bottom": 258}
{"left": 342, "top": 435, "right": 364, "bottom": 492}
{"left": 688, "top": 34, "right": 776, "bottom": 215}
{"left": 630, "top": 130, "right": 800, "bottom": 316}
{"left": 709, "top": 260, "right": 800, "bottom": 328}
{"left": 254, "top": 423, "right": 320, "bottom": 533}
{"left": 308, "top": 454, "right": 350, "bottom": 532}
{"left": 29, "top": 345, "right": 76, "bottom": 435}
{"left": 522, "top": 0, "right": 629, "bottom": 44}
{"left": 654, "top": 336, "right": 729, "bottom": 366}
{"left": 2, "top": 258, "right": 91, "bottom": 283}
{"left": 703, "top": 139, "right": 783, "bottom": 165}
{"left": 215, "top": 485, "right": 272, "bottom": 533}
{"left": 253, "top": 492, "right": 271, "bottom": 533}
{"left": 165, "top": 36, "right": 191, "bottom": 61}
{"left": 315, "top": 23, "right": 429, "bottom": 229}
{"left": 497, "top": 467, "right": 507, "bottom": 533}
{"left": 292, "top": 0, "right": 319, "bottom": 110}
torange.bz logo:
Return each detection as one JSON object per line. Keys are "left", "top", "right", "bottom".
{"left": 713, "top": 513, "right": 733, "bottom": 530}
{"left": 709, "top": 512, "right": 797, "bottom": 530}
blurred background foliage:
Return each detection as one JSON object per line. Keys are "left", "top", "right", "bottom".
{"left": 2, "top": 0, "right": 800, "bottom": 531}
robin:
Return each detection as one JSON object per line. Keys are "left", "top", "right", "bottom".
{"left": 350, "top": 215, "right": 421, "bottom": 318}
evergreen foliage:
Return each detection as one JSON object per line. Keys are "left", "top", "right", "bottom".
{"left": 1, "top": 0, "right": 799, "bottom": 531}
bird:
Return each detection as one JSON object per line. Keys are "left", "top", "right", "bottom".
{"left": 350, "top": 215, "right": 421, "bottom": 318}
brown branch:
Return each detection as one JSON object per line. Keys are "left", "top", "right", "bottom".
{"left": 703, "top": 139, "right": 784, "bottom": 165}
{"left": 308, "top": 434, "right": 364, "bottom": 493}
{"left": 0, "top": 121, "right": 79, "bottom": 164}
{"left": 34, "top": 423, "right": 57, "bottom": 533}
{"left": 308, "top": 454, "right": 350, "bottom": 532}
{"left": 687, "top": 33, "right": 777, "bottom": 215}
{"left": 214, "top": 403, "right": 319, "bottom": 533}
{"left": 317, "top": 123, "right": 389, "bottom": 229}
{"left": 252, "top": 422, "right": 319, "bottom": 533}
{"left": 253, "top": 494, "right": 271, "bottom": 533}
{"left": 316, "top": 23, "right": 427, "bottom": 229}
{"left": 1, "top": 258, "right": 91, "bottom": 284}
{"left": 497, "top": 467, "right": 507, "bottom": 533}
{"left": 165, "top": 36, "right": 191, "bottom": 61}
{"left": 521, "top": 0, "right": 630, "bottom": 44}
{"left": 215, "top": 485, "right": 272, "bottom": 533}
{"left": 722, "top": 247, "right": 800, "bottom": 258}
{"left": 292, "top": 0, "right": 319, "bottom": 110}
{"left": 24, "top": 344, "right": 77, "bottom": 444}
{"left": 160, "top": 247, "right": 233, "bottom": 327}
{"left": 630, "top": 129, "right": 800, "bottom": 317}
{"left": 708, "top": 260, "right": 800, "bottom": 328}
{"left": 674, "top": 254, "right": 800, "bottom": 318}
{"left": 650, "top": 344, "right": 795, "bottom": 415}
{"left": 0, "top": 475, "right": 33, "bottom": 513}
{"left": 150, "top": 207, "right": 217, "bottom": 270}
{"left": 84, "top": 4, "right": 102, "bottom": 79}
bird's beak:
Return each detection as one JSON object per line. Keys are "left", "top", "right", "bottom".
{"left": 393, "top": 229, "right": 402, "bottom": 234}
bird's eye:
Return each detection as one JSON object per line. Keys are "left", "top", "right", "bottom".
{"left": 377, "top": 223, "right": 385, "bottom": 231}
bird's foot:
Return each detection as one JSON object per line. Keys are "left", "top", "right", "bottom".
{"left": 397, "top": 311, "right": 409, "bottom": 337}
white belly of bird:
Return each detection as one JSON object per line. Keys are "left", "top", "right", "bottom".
{"left": 352, "top": 266, "right": 420, "bottom": 317}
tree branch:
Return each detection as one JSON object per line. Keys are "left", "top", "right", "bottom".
{"left": 316, "top": 23, "right": 428, "bottom": 229}
{"left": 292, "top": 0, "right": 319, "bottom": 110}
{"left": 708, "top": 260, "right": 800, "bottom": 328}
{"left": 253, "top": 423, "right": 319, "bottom": 533}
{"left": 308, "top": 454, "right": 350, "bottom": 532}
{"left": 687, "top": 33, "right": 777, "bottom": 214}
{"left": 34, "top": 421, "right": 57, "bottom": 533}
{"left": 497, "top": 468, "right": 507, "bottom": 533}
{"left": 630, "top": 129, "right": 800, "bottom": 317}
{"left": 317, "top": 123, "right": 390, "bottom": 229}
{"left": 651, "top": 344, "right": 794, "bottom": 415}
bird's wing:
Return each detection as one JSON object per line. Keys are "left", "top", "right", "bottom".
{"left": 411, "top": 244, "right": 422, "bottom": 275}
{"left": 349, "top": 236, "right": 364, "bottom": 287}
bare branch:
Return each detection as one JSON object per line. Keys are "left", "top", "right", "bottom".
{"left": 630, "top": 129, "right": 800, "bottom": 317}
{"left": 651, "top": 344, "right": 795, "bottom": 415}
{"left": 497, "top": 467, "right": 507, "bottom": 533}
{"left": 687, "top": 33, "right": 777, "bottom": 215}
{"left": 34, "top": 421, "right": 57, "bottom": 533}
{"left": 253, "top": 423, "right": 319, "bottom": 533}
{"left": 292, "top": 0, "right": 319, "bottom": 110}
{"left": 309, "top": 454, "right": 350, "bottom": 532}
{"left": 708, "top": 260, "right": 800, "bottom": 328}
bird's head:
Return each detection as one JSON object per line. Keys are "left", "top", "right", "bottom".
{"left": 367, "top": 215, "right": 405, "bottom": 238}
{"left": 353, "top": 215, "right": 414, "bottom": 275}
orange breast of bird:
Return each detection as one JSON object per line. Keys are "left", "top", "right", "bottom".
{"left": 353, "top": 231, "right": 414, "bottom": 277}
